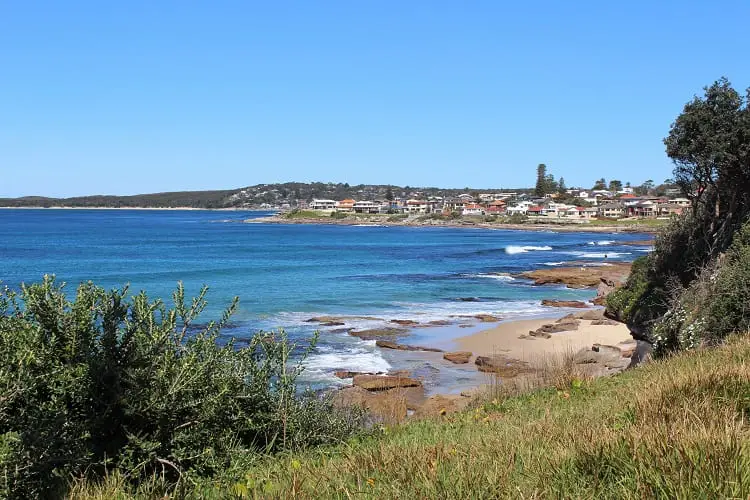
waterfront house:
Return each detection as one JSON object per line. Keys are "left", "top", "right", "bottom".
{"left": 353, "top": 200, "right": 380, "bottom": 214}
{"left": 406, "top": 199, "right": 431, "bottom": 214}
{"left": 462, "top": 203, "right": 486, "bottom": 216}
{"left": 486, "top": 200, "right": 507, "bottom": 214}
{"left": 598, "top": 202, "right": 625, "bottom": 218}
{"left": 527, "top": 206, "right": 544, "bottom": 217}
{"left": 310, "top": 199, "right": 337, "bottom": 210}
{"left": 336, "top": 199, "right": 355, "bottom": 212}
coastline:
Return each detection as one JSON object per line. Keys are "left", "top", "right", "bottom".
{"left": 246, "top": 214, "right": 661, "bottom": 234}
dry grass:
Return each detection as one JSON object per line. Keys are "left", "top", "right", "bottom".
{"left": 70, "top": 338, "right": 750, "bottom": 498}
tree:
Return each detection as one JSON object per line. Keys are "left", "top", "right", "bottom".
{"left": 385, "top": 187, "right": 394, "bottom": 201}
{"left": 592, "top": 178, "right": 607, "bottom": 190}
{"left": 609, "top": 180, "right": 623, "bottom": 192}
{"left": 535, "top": 164, "right": 548, "bottom": 197}
{"left": 558, "top": 177, "right": 567, "bottom": 194}
{"left": 545, "top": 174, "right": 557, "bottom": 194}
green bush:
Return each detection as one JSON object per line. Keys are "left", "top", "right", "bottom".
{"left": 0, "top": 277, "right": 364, "bottom": 498}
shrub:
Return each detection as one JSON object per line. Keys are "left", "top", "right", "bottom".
{"left": 0, "top": 277, "right": 364, "bottom": 498}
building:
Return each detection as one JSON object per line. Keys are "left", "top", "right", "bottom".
{"left": 598, "top": 202, "right": 625, "bottom": 218}
{"left": 486, "top": 200, "right": 507, "bottom": 214}
{"left": 353, "top": 201, "right": 380, "bottom": 214}
{"left": 309, "top": 199, "right": 337, "bottom": 210}
{"left": 336, "top": 199, "right": 355, "bottom": 212}
{"left": 527, "top": 206, "right": 544, "bottom": 217}
{"left": 462, "top": 204, "right": 486, "bottom": 216}
{"left": 406, "top": 199, "right": 431, "bottom": 214}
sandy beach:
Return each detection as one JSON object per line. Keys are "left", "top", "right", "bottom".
{"left": 455, "top": 315, "right": 633, "bottom": 365}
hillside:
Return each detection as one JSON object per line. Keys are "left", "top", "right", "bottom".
{"left": 75, "top": 336, "right": 750, "bottom": 498}
{"left": 0, "top": 183, "right": 532, "bottom": 209}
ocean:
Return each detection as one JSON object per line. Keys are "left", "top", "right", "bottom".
{"left": 0, "top": 209, "right": 650, "bottom": 393}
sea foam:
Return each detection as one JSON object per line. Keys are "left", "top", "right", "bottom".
{"left": 505, "top": 245, "right": 553, "bottom": 255}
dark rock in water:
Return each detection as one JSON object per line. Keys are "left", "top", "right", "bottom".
{"left": 428, "top": 320, "right": 452, "bottom": 326}
{"left": 474, "top": 355, "right": 530, "bottom": 376}
{"left": 334, "top": 370, "right": 373, "bottom": 379}
{"left": 390, "top": 319, "right": 420, "bottom": 326}
{"left": 321, "top": 321, "right": 346, "bottom": 326}
{"left": 375, "top": 340, "right": 443, "bottom": 352}
{"left": 458, "top": 297, "right": 480, "bottom": 302}
{"left": 443, "top": 351, "right": 472, "bottom": 364}
{"left": 349, "top": 327, "right": 407, "bottom": 340}
{"left": 328, "top": 328, "right": 352, "bottom": 334}
{"left": 542, "top": 299, "right": 589, "bottom": 308}
{"left": 353, "top": 374, "right": 423, "bottom": 391}
{"left": 474, "top": 314, "right": 501, "bottom": 323}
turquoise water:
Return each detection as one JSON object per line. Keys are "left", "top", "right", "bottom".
{"left": 0, "top": 209, "right": 649, "bottom": 392}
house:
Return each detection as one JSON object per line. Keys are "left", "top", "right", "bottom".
{"left": 527, "top": 206, "right": 544, "bottom": 217}
{"left": 634, "top": 200, "right": 656, "bottom": 218}
{"left": 579, "top": 206, "right": 598, "bottom": 218}
{"left": 671, "top": 197, "right": 690, "bottom": 207}
{"left": 486, "top": 200, "right": 507, "bottom": 214}
{"left": 598, "top": 202, "right": 625, "bottom": 219}
{"left": 443, "top": 197, "right": 467, "bottom": 213}
{"left": 353, "top": 201, "right": 380, "bottom": 214}
{"left": 309, "top": 199, "right": 337, "bottom": 210}
{"left": 406, "top": 199, "right": 431, "bottom": 214}
{"left": 336, "top": 199, "right": 355, "bottom": 212}
{"left": 462, "top": 204, "right": 486, "bottom": 216}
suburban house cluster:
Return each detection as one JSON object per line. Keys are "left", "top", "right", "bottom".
{"left": 303, "top": 188, "right": 691, "bottom": 220}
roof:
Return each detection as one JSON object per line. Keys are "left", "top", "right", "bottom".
{"left": 527, "top": 206, "right": 543, "bottom": 212}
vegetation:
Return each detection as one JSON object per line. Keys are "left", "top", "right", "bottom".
{"left": 0, "top": 278, "right": 364, "bottom": 498}
{"left": 607, "top": 78, "right": 750, "bottom": 354}
{"left": 72, "top": 335, "right": 750, "bottom": 498}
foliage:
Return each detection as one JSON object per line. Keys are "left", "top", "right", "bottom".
{"left": 609, "top": 78, "right": 750, "bottom": 351}
{"left": 535, "top": 163, "right": 548, "bottom": 197}
{"left": 0, "top": 278, "right": 364, "bottom": 498}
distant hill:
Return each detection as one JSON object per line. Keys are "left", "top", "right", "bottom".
{"left": 0, "top": 183, "right": 532, "bottom": 209}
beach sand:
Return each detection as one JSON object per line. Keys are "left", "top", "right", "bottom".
{"left": 454, "top": 316, "right": 632, "bottom": 366}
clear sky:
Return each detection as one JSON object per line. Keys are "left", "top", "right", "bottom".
{"left": 2, "top": 1, "right": 749, "bottom": 197}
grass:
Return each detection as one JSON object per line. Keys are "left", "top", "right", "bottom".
{"left": 70, "top": 337, "right": 750, "bottom": 498}
{"left": 587, "top": 217, "right": 670, "bottom": 228}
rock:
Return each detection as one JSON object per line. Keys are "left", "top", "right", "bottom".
{"left": 458, "top": 297, "right": 481, "bottom": 302}
{"left": 474, "top": 314, "right": 502, "bottom": 323}
{"left": 375, "top": 340, "right": 443, "bottom": 352}
{"left": 474, "top": 355, "right": 530, "bottom": 376}
{"left": 306, "top": 315, "right": 382, "bottom": 323}
{"left": 390, "top": 319, "right": 420, "bottom": 326}
{"left": 386, "top": 370, "right": 411, "bottom": 378}
{"left": 520, "top": 263, "right": 632, "bottom": 289}
{"left": 620, "top": 240, "right": 655, "bottom": 246}
{"left": 353, "top": 374, "right": 423, "bottom": 391}
{"left": 443, "top": 351, "right": 472, "bottom": 364}
{"left": 573, "top": 344, "right": 630, "bottom": 373}
{"left": 321, "top": 321, "right": 346, "bottom": 326}
{"left": 529, "top": 329, "right": 551, "bottom": 339}
{"left": 631, "top": 340, "right": 653, "bottom": 366}
{"left": 333, "top": 386, "right": 425, "bottom": 424}
{"left": 334, "top": 370, "right": 373, "bottom": 379}
{"left": 556, "top": 313, "right": 577, "bottom": 323}
{"left": 531, "top": 320, "right": 581, "bottom": 336}
{"left": 575, "top": 309, "right": 606, "bottom": 320}
{"left": 542, "top": 299, "right": 589, "bottom": 308}
{"left": 617, "top": 340, "right": 637, "bottom": 358}
{"left": 413, "top": 394, "right": 471, "bottom": 419}
{"left": 428, "top": 319, "right": 451, "bottom": 326}
{"left": 590, "top": 319, "right": 620, "bottom": 326}
{"left": 349, "top": 327, "right": 407, "bottom": 340}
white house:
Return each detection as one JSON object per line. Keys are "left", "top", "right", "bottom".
{"left": 462, "top": 204, "right": 486, "bottom": 216}
{"left": 353, "top": 201, "right": 380, "bottom": 214}
{"left": 406, "top": 199, "right": 431, "bottom": 214}
{"left": 309, "top": 199, "right": 337, "bottom": 210}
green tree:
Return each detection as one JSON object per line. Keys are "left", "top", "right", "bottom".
{"left": 558, "top": 177, "right": 567, "bottom": 194}
{"left": 535, "top": 164, "right": 548, "bottom": 197}
{"left": 545, "top": 174, "right": 557, "bottom": 194}
{"left": 608, "top": 180, "right": 623, "bottom": 192}
{"left": 592, "top": 178, "right": 607, "bottom": 190}
{"left": 385, "top": 187, "right": 394, "bottom": 201}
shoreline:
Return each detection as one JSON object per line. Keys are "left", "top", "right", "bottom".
{"left": 246, "top": 214, "right": 660, "bottom": 234}
{"left": 0, "top": 206, "right": 268, "bottom": 211}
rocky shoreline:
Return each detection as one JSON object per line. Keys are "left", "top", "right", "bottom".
{"left": 246, "top": 214, "right": 661, "bottom": 234}
{"left": 309, "top": 261, "right": 638, "bottom": 421}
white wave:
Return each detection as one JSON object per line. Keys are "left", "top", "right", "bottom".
{"left": 543, "top": 261, "right": 565, "bottom": 266}
{"left": 565, "top": 251, "right": 632, "bottom": 259}
{"left": 303, "top": 343, "right": 392, "bottom": 377}
{"left": 588, "top": 240, "right": 616, "bottom": 246}
{"left": 467, "top": 273, "right": 515, "bottom": 282}
{"left": 505, "top": 245, "right": 553, "bottom": 255}
{"left": 637, "top": 248, "right": 654, "bottom": 253}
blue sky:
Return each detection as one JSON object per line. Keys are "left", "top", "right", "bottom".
{"left": 2, "top": 1, "right": 749, "bottom": 197}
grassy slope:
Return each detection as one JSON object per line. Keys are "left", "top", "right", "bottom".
{"left": 75, "top": 338, "right": 750, "bottom": 499}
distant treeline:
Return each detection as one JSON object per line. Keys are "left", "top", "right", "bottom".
{"left": 1, "top": 183, "right": 534, "bottom": 209}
